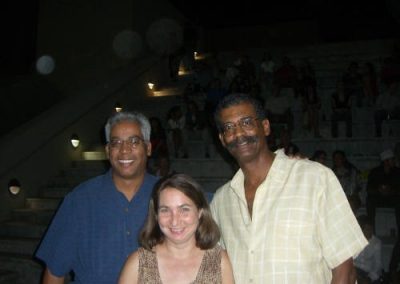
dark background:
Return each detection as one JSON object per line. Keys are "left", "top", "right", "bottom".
{"left": 1, "top": 0, "right": 400, "bottom": 79}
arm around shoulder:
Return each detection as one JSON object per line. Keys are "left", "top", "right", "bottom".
{"left": 42, "top": 268, "right": 65, "bottom": 284}
{"left": 118, "top": 251, "right": 140, "bottom": 284}
{"left": 221, "top": 249, "right": 235, "bottom": 284}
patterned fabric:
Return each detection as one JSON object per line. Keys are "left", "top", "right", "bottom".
{"left": 137, "top": 246, "right": 222, "bottom": 284}
{"left": 210, "top": 150, "right": 368, "bottom": 284}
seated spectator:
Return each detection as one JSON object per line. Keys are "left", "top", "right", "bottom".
{"left": 310, "top": 150, "right": 328, "bottom": 166}
{"left": 389, "top": 237, "right": 400, "bottom": 284}
{"left": 264, "top": 89, "right": 294, "bottom": 132}
{"left": 149, "top": 117, "right": 168, "bottom": 159}
{"left": 273, "top": 56, "right": 298, "bottom": 97}
{"left": 153, "top": 155, "right": 176, "bottom": 178}
{"left": 259, "top": 52, "right": 275, "bottom": 98}
{"left": 296, "top": 58, "right": 316, "bottom": 98}
{"left": 239, "top": 54, "right": 256, "bottom": 83}
{"left": 395, "top": 142, "right": 400, "bottom": 168}
{"left": 266, "top": 131, "right": 278, "bottom": 152}
{"left": 277, "top": 128, "right": 299, "bottom": 156}
{"left": 332, "top": 150, "right": 361, "bottom": 196}
{"left": 366, "top": 149, "right": 400, "bottom": 232}
{"left": 167, "top": 106, "right": 188, "bottom": 158}
{"left": 381, "top": 56, "right": 400, "bottom": 89}
{"left": 354, "top": 215, "right": 382, "bottom": 284}
{"left": 332, "top": 150, "right": 362, "bottom": 213}
{"left": 374, "top": 82, "right": 400, "bottom": 137}
{"left": 205, "top": 78, "right": 227, "bottom": 115}
{"left": 331, "top": 80, "right": 352, "bottom": 138}
{"left": 185, "top": 100, "right": 211, "bottom": 158}
{"left": 342, "top": 61, "right": 364, "bottom": 107}
{"left": 362, "top": 62, "right": 379, "bottom": 106}
{"left": 229, "top": 73, "right": 252, "bottom": 94}
{"left": 302, "top": 84, "right": 321, "bottom": 138}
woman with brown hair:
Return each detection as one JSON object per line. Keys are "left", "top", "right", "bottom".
{"left": 118, "top": 174, "right": 234, "bottom": 284}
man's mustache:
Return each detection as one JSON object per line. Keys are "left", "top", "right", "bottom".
{"left": 226, "top": 135, "right": 258, "bottom": 149}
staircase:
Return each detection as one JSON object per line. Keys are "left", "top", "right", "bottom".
{"left": 0, "top": 161, "right": 109, "bottom": 284}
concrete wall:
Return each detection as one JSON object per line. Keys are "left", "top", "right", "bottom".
{"left": 36, "top": 0, "right": 184, "bottom": 92}
{"left": 204, "top": 20, "right": 319, "bottom": 52}
{"left": 0, "top": 55, "right": 171, "bottom": 222}
{"left": 0, "top": 0, "right": 184, "bottom": 221}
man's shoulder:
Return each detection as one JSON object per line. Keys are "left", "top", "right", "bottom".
{"left": 144, "top": 173, "right": 159, "bottom": 185}
{"left": 69, "top": 171, "right": 111, "bottom": 196}
{"left": 211, "top": 180, "right": 232, "bottom": 202}
{"left": 276, "top": 151, "right": 328, "bottom": 172}
{"left": 139, "top": 174, "right": 159, "bottom": 195}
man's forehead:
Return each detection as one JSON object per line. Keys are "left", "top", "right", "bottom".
{"left": 220, "top": 103, "right": 256, "bottom": 120}
{"left": 111, "top": 120, "right": 142, "bottom": 134}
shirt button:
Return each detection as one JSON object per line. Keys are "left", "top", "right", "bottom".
{"left": 250, "top": 250, "right": 254, "bottom": 254}
{"left": 249, "top": 279, "right": 253, "bottom": 283}
{"left": 124, "top": 207, "right": 129, "bottom": 213}
{"left": 126, "top": 231, "right": 130, "bottom": 235}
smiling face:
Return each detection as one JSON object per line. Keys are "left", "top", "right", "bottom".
{"left": 218, "top": 102, "right": 270, "bottom": 165}
{"left": 157, "top": 187, "right": 202, "bottom": 246}
{"left": 105, "top": 120, "right": 151, "bottom": 184}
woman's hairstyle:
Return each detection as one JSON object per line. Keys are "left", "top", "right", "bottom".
{"left": 139, "top": 173, "right": 220, "bottom": 250}
{"left": 104, "top": 111, "right": 151, "bottom": 142}
{"left": 214, "top": 93, "right": 266, "bottom": 132}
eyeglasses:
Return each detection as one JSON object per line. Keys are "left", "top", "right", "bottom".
{"left": 221, "top": 117, "right": 260, "bottom": 136}
{"left": 108, "top": 136, "right": 145, "bottom": 149}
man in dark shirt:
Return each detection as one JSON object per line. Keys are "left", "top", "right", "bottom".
{"left": 36, "top": 111, "right": 158, "bottom": 284}
{"left": 366, "top": 149, "right": 400, "bottom": 232}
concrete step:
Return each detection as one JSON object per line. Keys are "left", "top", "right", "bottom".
{"left": 25, "top": 198, "right": 61, "bottom": 210}
{"left": 0, "top": 237, "right": 40, "bottom": 255}
{"left": 0, "top": 222, "right": 47, "bottom": 239}
{"left": 380, "top": 236, "right": 397, "bottom": 272}
{"left": 41, "top": 186, "right": 71, "bottom": 198}
{"left": 12, "top": 208, "right": 55, "bottom": 225}
{"left": 0, "top": 270, "right": 18, "bottom": 284}
{"left": 382, "top": 120, "right": 400, "bottom": 137}
{"left": 186, "top": 140, "right": 222, "bottom": 159}
{"left": 0, "top": 253, "right": 42, "bottom": 284}
{"left": 171, "top": 158, "right": 235, "bottom": 178}
{"left": 82, "top": 151, "right": 106, "bottom": 161}
{"left": 292, "top": 137, "right": 397, "bottom": 168}
{"left": 45, "top": 162, "right": 108, "bottom": 188}
{"left": 47, "top": 176, "right": 81, "bottom": 188}
{"left": 61, "top": 167, "right": 107, "bottom": 179}
{"left": 196, "top": 177, "right": 230, "bottom": 193}
{"left": 70, "top": 160, "right": 110, "bottom": 170}
{"left": 356, "top": 207, "right": 397, "bottom": 272}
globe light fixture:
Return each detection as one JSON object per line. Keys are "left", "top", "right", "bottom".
{"left": 8, "top": 178, "right": 21, "bottom": 196}
{"left": 114, "top": 102, "right": 122, "bottom": 112}
{"left": 70, "top": 134, "right": 80, "bottom": 148}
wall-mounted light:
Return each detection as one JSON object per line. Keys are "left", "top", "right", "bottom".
{"left": 70, "top": 134, "right": 80, "bottom": 148}
{"left": 194, "top": 51, "right": 198, "bottom": 59}
{"left": 8, "top": 178, "right": 21, "bottom": 196}
{"left": 147, "top": 82, "right": 155, "bottom": 90}
{"left": 114, "top": 102, "right": 122, "bottom": 112}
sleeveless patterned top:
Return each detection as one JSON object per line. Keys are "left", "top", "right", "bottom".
{"left": 137, "top": 245, "right": 222, "bottom": 284}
